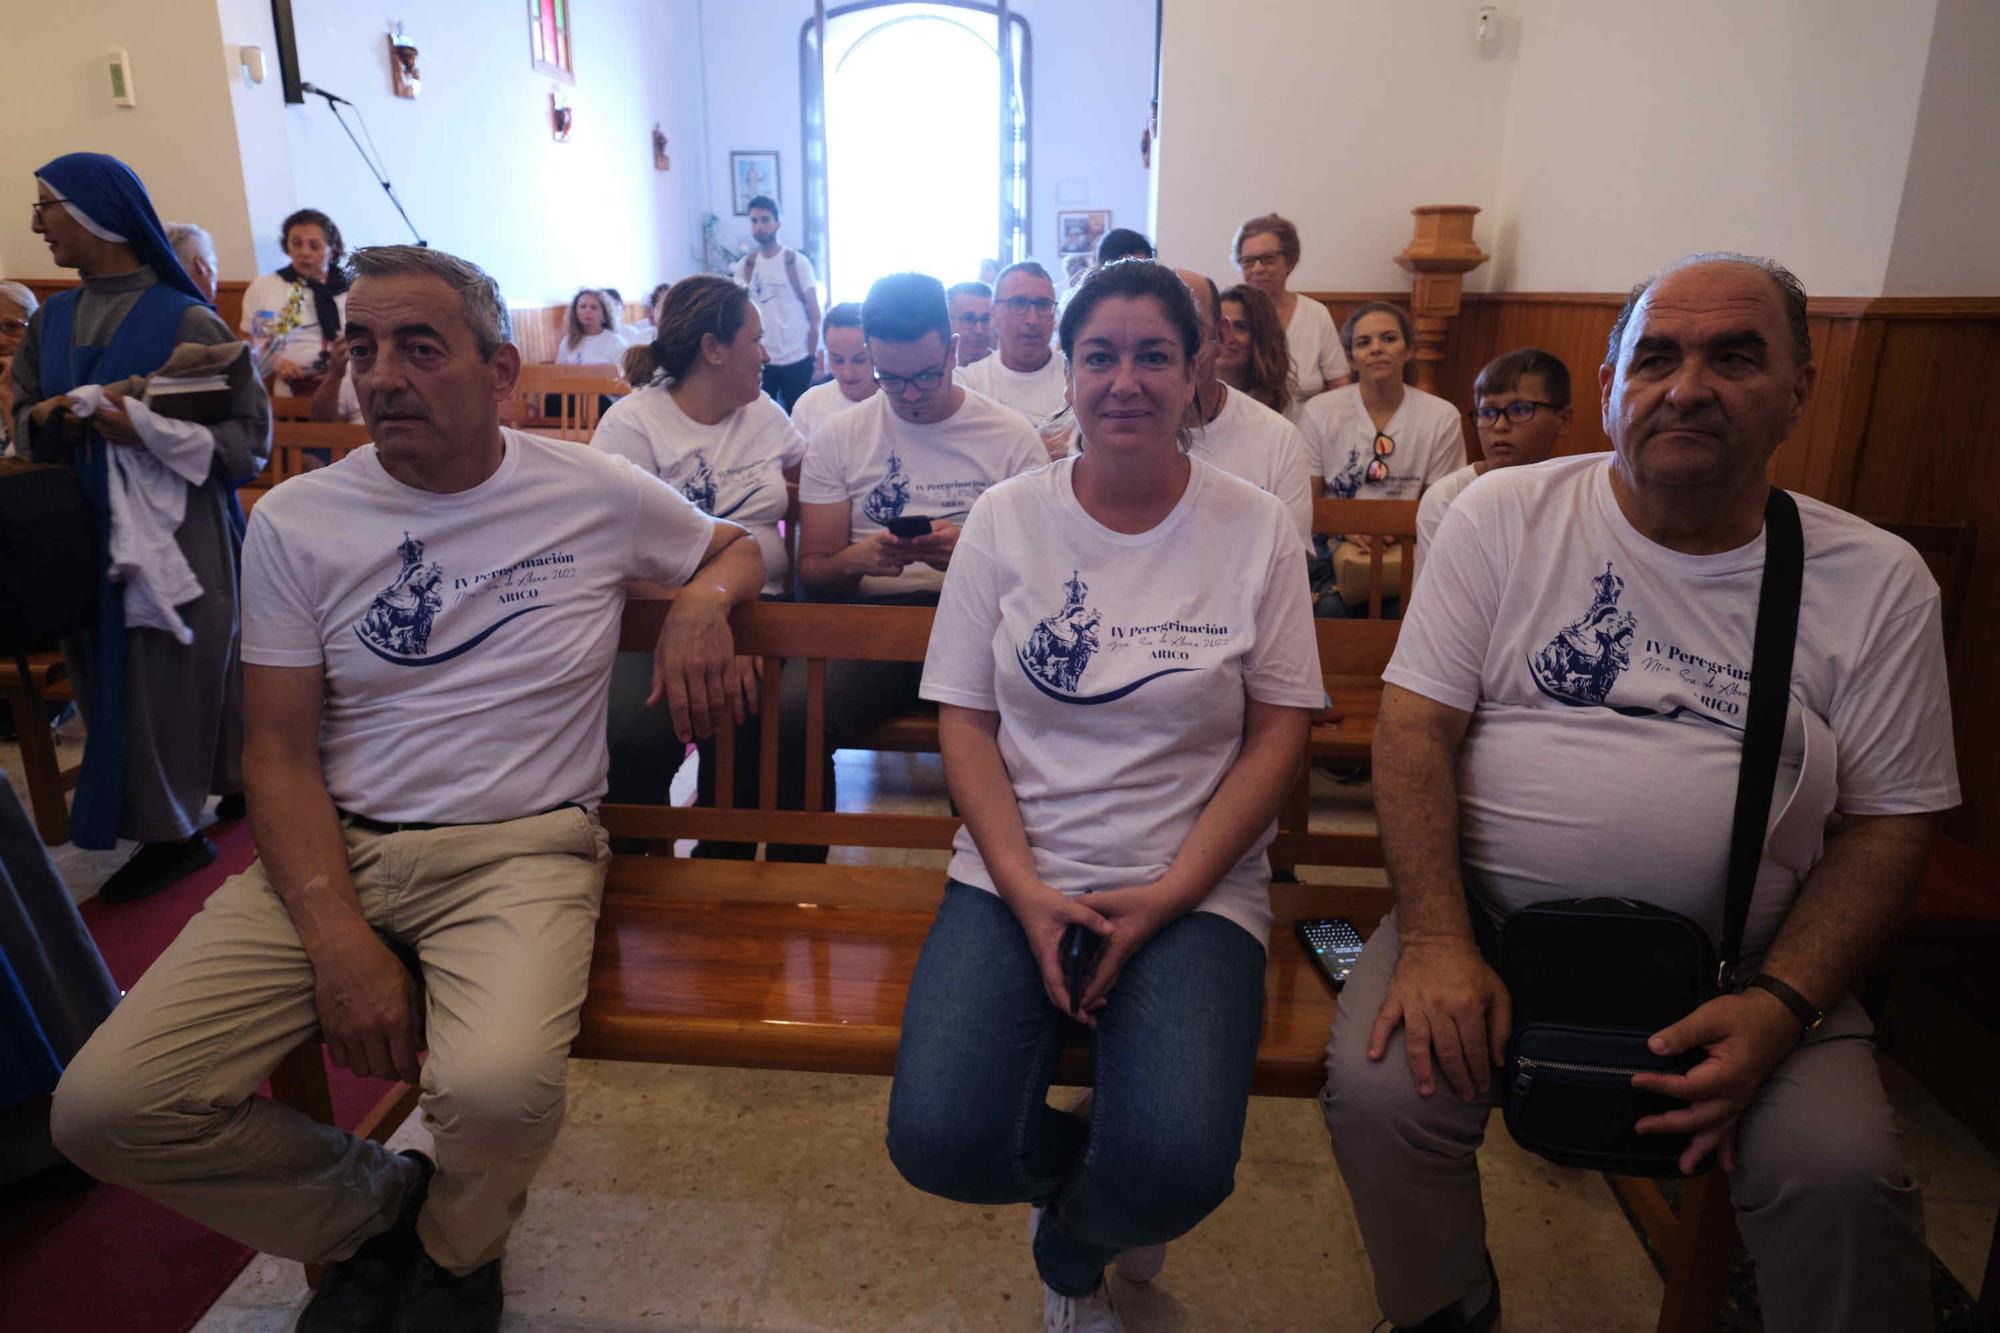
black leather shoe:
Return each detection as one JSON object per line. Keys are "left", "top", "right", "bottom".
{"left": 295, "top": 1151, "right": 434, "bottom": 1332}
{"left": 97, "top": 835, "right": 217, "bottom": 903}
{"left": 1386, "top": 1251, "right": 1501, "bottom": 1332}
{"left": 391, "top": 1253, "right": 502, "bottom": 1333}
{"left": 214, "top": 792, "right": 248, "bottom": 822}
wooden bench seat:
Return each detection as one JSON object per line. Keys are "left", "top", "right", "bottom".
{"left": 1, "top": 651, "right": 78, "bottom": 844}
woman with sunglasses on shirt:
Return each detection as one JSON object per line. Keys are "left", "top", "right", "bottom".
{"left": 1298, "top": 301, "right": 1469, "bottom": 616}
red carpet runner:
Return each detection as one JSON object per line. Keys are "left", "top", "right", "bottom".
{"left": 0, "top": 820, "right": 399, "bottom": 1332}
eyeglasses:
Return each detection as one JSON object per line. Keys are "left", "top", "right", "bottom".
{"left": 874, "top": 361, "right": 952, "bottom": 394}
{"left": 0, "top": 319, "right": 27, "bottom": 337}
{"left": 1365, "top": 431, "right": 1395, "bottom": 483}
{"left": 954, "top": 312, "right": 993, "bottom": 328}
{"left": 29, "top": 196, "right": 70, "bottom": 222}
{"left": 996, "top": 296, "right": 1055, "bottom": 316}
{"left": 1237, "top": 252, "right": 1287, "bottom": 271}
{"left": 1474, "top": 400, "right": 1558, "bottom": 426}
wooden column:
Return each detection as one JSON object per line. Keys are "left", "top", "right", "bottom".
{"left": 1394, "top": 206, "right": 1489, "bottom": 394}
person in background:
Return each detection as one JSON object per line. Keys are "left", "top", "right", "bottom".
{"left": 553, "top": 288, "right": 625, "bottom": 366}
{"left": 622, "top": 281, "right": 672, "bottom": 347}
{"left": 12, "top": 152, "right": 270, "bottom": 900}
{"left": 737, "top": 194, "right": 822, "bottom": 412}
{"left": 947, "top": 281, "right": 994, "bottom": 367}
{"left": 241, "top": 208, "right": 347, "bottom": 397}
{"left": 1232, "top": 213, "right": 1350, "bottom": 403}
{"left": 0, "top": 281, "right": 38, "bottom": 453}
{"left": 1216, "top": 283, "right": 1296, "bottom": 420}
{"left": 165, "top": 223, "right": 219, "bottom": 303}
{"left": 791, "top": 302, "right": 877, "bottom": 442}
{"left": 1413, "top": 348, "right": 1572, "bottom": 581}
{"left": 957, "top": 261, "right": 1072, "bottom": 457}
{"left": 1300, "top": 301, "right": 1466, "bottom": 617}
{"left": 978, "top": 257, "right": 1001, "bottom": 287}
{"left": 888, "top": 259, "right": 1320, "bottom": 1333}
{"left": 1095, "top": 228, "right": 1155, "bottom": 266}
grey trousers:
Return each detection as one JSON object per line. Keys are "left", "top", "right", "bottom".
{"left": 1320, "top": 912, "right": 1931, "bottom": 1332}
{"left": 51, "top": 807, "right": 609, "bottom": 1275}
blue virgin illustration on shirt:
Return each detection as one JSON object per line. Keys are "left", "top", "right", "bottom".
{"left": 1326, "top": 448, "right": 1366, "bottom": 499}
{"left": 681, "top": 451, "right": 718, "bottom": 514}
{"left": 1015, "top": 570, "right": 1200, "bottom": 705}
{"left": 354, "top": 532, "right": 553, "bottom": 667}
{"left": 861, "top": 449, "right": 911, "bottom": 523}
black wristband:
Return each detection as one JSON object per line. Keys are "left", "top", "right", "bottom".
{"left": 1746, "top": 973, "right": 1824, "bottom": 1032}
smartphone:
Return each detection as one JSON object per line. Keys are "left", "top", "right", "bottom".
{"left": 1294, "top": 916, "right": 1365, "bottom": 993}
{"left": 1060, "top": 922, "right": 1103, "bottom": 1015}
{"left": 884, "top": 515, "right": 934, "bottom": 539}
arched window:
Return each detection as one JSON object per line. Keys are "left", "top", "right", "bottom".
{"left": 801, "top": 2, "right": 1029, "bottom": 301}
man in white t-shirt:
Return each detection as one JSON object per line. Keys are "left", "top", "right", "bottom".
{"left": 54, "top": 246, "right": 765, "bottom": 1332}
{"left": 1323, "top": 254, "right": 1958, "bottom": 1333}
{"left": 1412, "top": 347, "right": 1573, "bottom": 583}
{"left": 789, "top": 301, "right": 876, "bottom": 443}
{"left": 947, "top": 280, "right": 994, "bottom": 367}
{"left": 956, "top": 261, "right": 1073, "bottom": 457}
{"left": 737, "top": 194, "right": 821, "bottom": 413}
{"left": 1177, "top": 268, "right": 1313, "bottom": 552}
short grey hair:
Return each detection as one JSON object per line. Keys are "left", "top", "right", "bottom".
{"left": 0, "top": 280, "right": 37, "bottom": 317}
{"left": 1606, "top": 251, "right": 1811, "bottom": 368}
{"left": 165, "top": 222, "right": 216, "bottom": 275}
{"left": 347, "top": 245, "right": 512, "bottom": 360}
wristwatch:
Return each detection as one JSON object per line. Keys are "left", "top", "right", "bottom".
{"left": 1746, "top": 973, "right": 1825, "bottom": 1032}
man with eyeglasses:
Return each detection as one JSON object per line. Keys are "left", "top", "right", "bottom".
{"left": 956, "top": 260, "right": 1073, "bottom": 457}
{"left": 1412, "top": 348, "right": 1573, "bottom": 581}
{"left": 947, "top": 281, "right": 994, "bottom": 367}
{"left": 0, "top": 281, "right": 38, "bottom": 453}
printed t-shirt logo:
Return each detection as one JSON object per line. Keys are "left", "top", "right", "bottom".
{"left": 1327, "top": 447, "right": 1365, "bottom": 499}
{"left": 681, "top": 451, "right": 718, "bottom": 513}
{"left": 1530, "top": 562, "right": 1634, "bottom": 705}
{"left": 677, "top": 448, "right": 769, "bottom": 520}
{"left": 1016, "top": 570, "right": 1197, "bottom": 705}
{"left": 862, "top": 449, "right": 911, "bottom": 523}
{"left": 354, "top": 532, "right": 552, "bottom": 666}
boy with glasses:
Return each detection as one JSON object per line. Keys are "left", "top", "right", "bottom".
{"left": 956, "top": 261, "right": 1073, "bottom": 457}
{"left": 1413, "top": 348, "right": 1573, "bottom": 580}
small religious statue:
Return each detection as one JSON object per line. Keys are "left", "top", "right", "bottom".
{"left": 653, "top": 123, "right": 671, "bottom": 171}
{"left": 388, "top": 23, "right": 420, "bottom": 99}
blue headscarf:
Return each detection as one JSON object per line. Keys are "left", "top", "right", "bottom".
{"left": 34, "top": 152, "right": 207, "bottom": 304}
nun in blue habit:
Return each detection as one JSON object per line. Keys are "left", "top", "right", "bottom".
{"left": 10, "top": 153, "right": 270, "bottom": 898}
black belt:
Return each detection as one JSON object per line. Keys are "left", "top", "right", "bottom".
{"left": 338, "top": 803, "right": 584, "bottom": 836}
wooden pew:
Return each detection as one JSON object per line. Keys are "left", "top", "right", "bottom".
{"left": 506, "top": 367, "right": 625, "bottom": 442}
{"left": 0, "top": 652, "right": 77, "bottom": 845}
{"left": 239, "top": 422, "right": 371, "bottom": 515}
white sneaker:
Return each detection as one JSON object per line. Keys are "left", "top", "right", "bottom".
{"left": 1043, "top": 1280, "right": 1123, "bottom": 1333}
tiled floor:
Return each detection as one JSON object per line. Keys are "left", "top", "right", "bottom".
{"left": 10, "top": 734, "right": 1993, "bottom": 1330}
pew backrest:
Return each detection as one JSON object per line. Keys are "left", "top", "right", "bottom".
{"left": 1312, "top": 497, "right": 1420, "bottom": 618}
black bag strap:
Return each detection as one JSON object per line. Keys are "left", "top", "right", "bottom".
{"left": 1718, "top": 487, "right": 1804, "bottom": 980}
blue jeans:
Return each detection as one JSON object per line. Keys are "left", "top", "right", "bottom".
{"left": 886, "top": 881, "right": 1266, "bottom": 1297}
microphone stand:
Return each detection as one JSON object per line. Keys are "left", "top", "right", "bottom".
{"left": 305, "top": 87, "right": 426, "bottom": 246}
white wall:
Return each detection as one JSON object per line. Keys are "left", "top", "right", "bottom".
{"left": 1154, "top": 0, "right": 1515, "bottom": 292}
{"left": 694, "top": 0, "right": 1154, "bottom": 281}
{"left": 255, "top": 0, "right": 706, "bottom": 306}
{"left": 0, "top": 0, "right": 257, "bottom": 280}
{"left": 1492, "top": 0, "right": 1937, "bottom": 296}
{"left": 1882, "top": 0, "right": 2000, "bottom": 295}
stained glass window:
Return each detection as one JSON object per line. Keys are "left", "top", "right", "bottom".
{"left": 530, "top": 0, "right": 573, "bottom": 81}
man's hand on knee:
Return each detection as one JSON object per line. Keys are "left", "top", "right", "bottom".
{"left": 1631, "top": 989, "right": 1802, "bottom": 1175}
{"left": 1368, "top": 936, "right": 1511, "bottom": 1103}
{"left": 310, "top": 928, "right": 424, "bottom": 1084}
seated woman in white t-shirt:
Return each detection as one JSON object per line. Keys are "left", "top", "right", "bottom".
{"left": 594, "top": 275, "right": 805, "bottom": 841}
{"left": 887, "top": 260, "right": 1322, "bottom": 1330}
{"left": 553, "top": 288, "right": 626, "bottom": 366}
{"left": 1414, "top": 346, "right": 1573, "bottom": 583}
{"left": 240, "top": 207, "right": 349, "bottom": 398}
{"left": 1216, "top": 282, "right": 1297, "bottom": 419}
{"left": 1299, "top": 301, "right": 1469, "bottom": 616}
{"left": 788, "top": 302, "right": 877, "bottom": 442}
{"left": 1232, "top": 212, "right": 1350, "bottom": 403}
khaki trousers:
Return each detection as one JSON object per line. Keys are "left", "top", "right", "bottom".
{"left": 1320, "top": 912, "right": 1931, "bottom": 1333}
{"left": 53, "top": 806, "right": 609, "bottom": 1275}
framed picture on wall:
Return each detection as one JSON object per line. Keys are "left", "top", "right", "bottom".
{"left": 1057, "top": 210, "right": 1111, "bottom": 256}
{"left": 731, "top": 152, "right": 781, "bottom": 215}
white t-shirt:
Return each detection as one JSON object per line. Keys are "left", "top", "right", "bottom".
{"left": 798, "top": 388, "right": 1046, "bottom": 599}
{"left": 1285, "top": 297, "right": 1351, "bottom": 401}
{"left": 790, "top": 378, "right": 873, "bottom": 445}
{"left": 240, "top": 430, "right": 722, "bottom": 824}
{"left": 1302, "top": 383, "right": 1466, "bottom": 500}
{"left": 1389, "top": 453, "right": 1960, "bottom": 962}
{"left": 955, "top": 350, "right": 1069, "bottom": 437}
{"left": 739, "top": 247, "right": 819, "bottom": 366}
{"left": 595, "top": 385, "right": 804, "bottom": 596}
{"left": 241, "top": 272, "right": 346, "bottom": 397}
{"left": 555, "top": 330, "right": 627, "bottom": 367}
{"left": 920, "top": 458, "right": 1324, "bottom": 947}
{"left": 1190, "top": 385, "right": 1314, "bottom": 553}
{"left": 1413, "top": 461, "right": 1483, "bottom": 582}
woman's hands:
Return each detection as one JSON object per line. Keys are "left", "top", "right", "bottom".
{"left": 1001, "top": 881, "right": 1190, "bottom": 1026}
{"left": 1001, "top": 881, "right": 1113, "bottom": 1023}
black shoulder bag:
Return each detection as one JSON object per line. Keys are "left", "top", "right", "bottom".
{"left": 1494, "top": 488, "right": 1803, "bottom": 1177}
